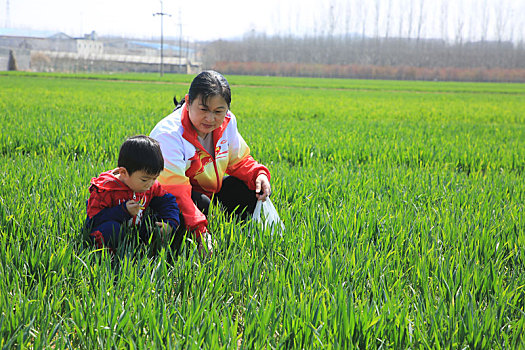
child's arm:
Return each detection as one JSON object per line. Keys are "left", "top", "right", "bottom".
{"left": 87, "top": 203, "right": 132, "bottom": 229}
{"left": 86, "top": 190, "right": 132, "bottom": 229}
{"left": 150, "top": 184, "right": 213, "bottom": 257}
{"left": 154, "top": 221, "right": 173, "bottom": 240}
{"left": 148, "top": 187, "right": 180, "bottom": 232}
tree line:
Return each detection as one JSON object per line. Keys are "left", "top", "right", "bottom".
{"left": 202, "top": 34, "right": 525, "bottom": 82}
{"left": 205, "top": 34, "right": 524, "bottom": 69}
{"left": 198, "top": 0, "right": 525, "bottom": 81}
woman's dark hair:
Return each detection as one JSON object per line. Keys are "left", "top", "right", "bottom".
{"left": 173, "top": 70, "right": 231, "bottom": 110}
{"left": 118, "top": 135, "right": 164, "bottom": 175}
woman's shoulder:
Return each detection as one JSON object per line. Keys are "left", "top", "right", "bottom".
{"left": 224, "top": 111, "right": 238, "bottom": 129}
{"left": 150, "top": 109, "right": 184, "bottom": 138}
{"left": 227, "top": 110, "right": 237, "bottom": 121}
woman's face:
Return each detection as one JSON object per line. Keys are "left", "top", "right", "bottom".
{"left": 186, "top": 94, "right": 228, "bottom": 137}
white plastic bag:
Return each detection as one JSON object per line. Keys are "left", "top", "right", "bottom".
{"left": 252, "top": 198, "right": 285, "bottom": 236}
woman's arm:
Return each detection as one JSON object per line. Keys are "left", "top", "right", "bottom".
{"left": 225, "top": 114, "right": 271, "bottom": 193}
{"left": 152, "top": 131, "right": 208, "bottom": 235}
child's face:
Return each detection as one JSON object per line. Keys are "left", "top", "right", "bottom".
{"left": 121, "top": 170, "right": 158, "bottom": 193}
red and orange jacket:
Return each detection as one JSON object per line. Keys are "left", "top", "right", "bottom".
{"left": 150, "top": 104, "right": 270, "bottom": 235}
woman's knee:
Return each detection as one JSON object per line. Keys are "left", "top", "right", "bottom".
{"left": 192, "top": 191, "right": 211, "bottom": 215}
{"left": 217, "top": 176, "right": 257, "bottom": 218}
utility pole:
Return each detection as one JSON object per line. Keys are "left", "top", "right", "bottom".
{"left": 153, "top": 0, "right": 171, "bottom": 77}
{"left": 172, "top": 9, "right": 187, "bottom": 74}
{"left": 178, "top": 9, "right": 183, "bottom": 74}
{"left": 5, "top": 0, "right": 11, "bottom": 27}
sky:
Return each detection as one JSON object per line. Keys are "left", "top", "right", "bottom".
{"left": 2, "top": 0, "right": 524, "bottom": 42}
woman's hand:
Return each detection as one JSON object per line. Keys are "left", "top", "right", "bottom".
{"left": 255, "top": 174, "right": 271, "bottom": 201}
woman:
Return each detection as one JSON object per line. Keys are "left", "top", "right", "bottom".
{"left": 150, "top": 71, "right": 271, "bottom": 255}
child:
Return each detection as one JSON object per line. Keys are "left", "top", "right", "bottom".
{"left": 85, "top": 135, "right": 180, "bottom": 250}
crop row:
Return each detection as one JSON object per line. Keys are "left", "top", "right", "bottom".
{"left": 0, "top": 74, "right": 524, "bottom": 348}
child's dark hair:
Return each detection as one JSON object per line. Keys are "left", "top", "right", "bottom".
{"left": 118, "top": 135, "right": 164, "bottom": 175}
{"left": 173, "top": 70, "right": 231, "bottom": 110}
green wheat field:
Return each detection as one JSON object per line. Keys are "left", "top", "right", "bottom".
{"left": 1, "top": 72, "right": 524, "bottom": 348}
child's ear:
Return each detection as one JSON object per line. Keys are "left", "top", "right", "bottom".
{"left": 117, "top": 167, "right": 129, "bottom": 178}
{"left": 185, "top": 94, "right": 190, "bottom": 105}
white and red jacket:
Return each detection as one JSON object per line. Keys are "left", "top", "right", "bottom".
{"left": 150, "top": 104, "right": 270, "bottom": 235}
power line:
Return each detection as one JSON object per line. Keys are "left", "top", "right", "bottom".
{"left": 173, "top": 11, "right": 193, "bottom": 74}
{"left": 153, "top": 0, "right": 171, "bottom": 77}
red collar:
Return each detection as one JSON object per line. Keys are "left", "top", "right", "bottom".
{"left": 90, "top": 168, "right": 129, "bottom": 191}
{"left": 181, "top": 103, "right": 231, "bottom": 152}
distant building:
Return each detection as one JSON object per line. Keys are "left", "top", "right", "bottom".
{"left": 0, "top": 28, "right": 201, "bottom": 73}
{"left": 76, "top": 40, "right": 104, "bottom": 58}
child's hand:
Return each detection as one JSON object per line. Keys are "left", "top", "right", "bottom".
{"left": 155, "top": 221, "right": 173, "bottom": 241}
{"left": 126, "top": 200, "right": 140, "bottom": 216}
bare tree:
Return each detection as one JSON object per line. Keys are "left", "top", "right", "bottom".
{"left": 385, "top": 0, "right": 393, "bottom": 39}
{"left": 467, "top": 4, "right": 478, "bottom": 43}
{"left": 294, "top": 6, "right": 302, "bottom": 36}
{"left": 480, "top": 0, "right": 490, "bottom": 42}
{"left": 518, "top": 2, "right": 525, "bottom": 45}
{"left": 358, "top": 2, "right": 368, "bottom": 40}
{"left": 495, "top": 1, "right": 509, "bottom": 42}
{"left": 270, "top": 4, "right": 282, "bottom": 37}
{"left": 344, "top": 0, "right": 352, "bottom": 38}
{"left": 440, "top": 0, "right": 449, "bottom": 42}
{"left": 407, "top": 0, "right": 415, "bottom": 39}
{"left": 328, "top": 1, "right": 337, "bottom": 38}
{"left": 374, "top": 0, "right": 381, "bottom": 39}
{"left": 454, "top": 2, "right": 465, "bottom": 45}
{"left": 416, "top": 0, "right": 425, "bottom": 42}
{"left": 398, "top": 0, "right": 405, "bottom": 38}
